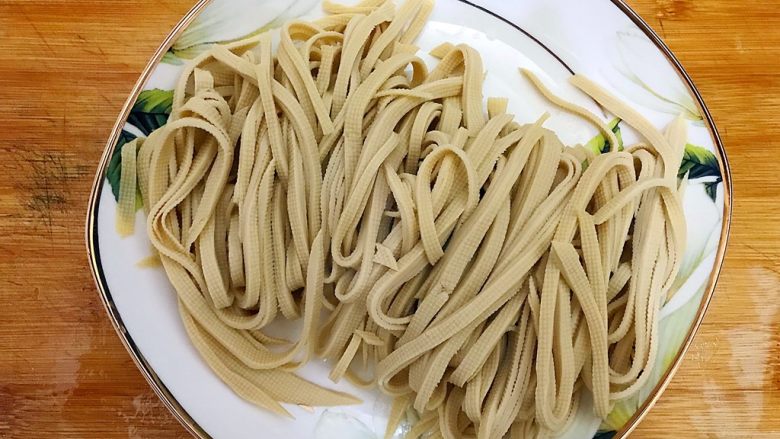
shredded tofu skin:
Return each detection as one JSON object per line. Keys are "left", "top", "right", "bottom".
{"left": 115, "top": 0, "right": 688, "bottom": 436}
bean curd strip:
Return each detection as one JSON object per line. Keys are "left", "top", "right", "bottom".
{"left": 114, "top": 0, "right": 688, "bottom": 437}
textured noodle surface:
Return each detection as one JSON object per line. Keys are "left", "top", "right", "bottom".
{"left": 116, "top": 0, "right": 687, "bottom": 437}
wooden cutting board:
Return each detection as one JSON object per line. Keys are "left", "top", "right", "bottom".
{"left": 0, "top": 0, "right": 778, "bottom": 437}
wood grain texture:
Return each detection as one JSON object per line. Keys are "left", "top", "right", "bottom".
{"left": 0, "top": 0, "right": 777, "bottom": 437}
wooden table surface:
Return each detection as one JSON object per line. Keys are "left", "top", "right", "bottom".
{"left": 1, "top": 0, "right": 778, "bottom": 437}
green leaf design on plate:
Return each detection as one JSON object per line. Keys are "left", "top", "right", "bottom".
{"left": 593, "top": 431, "right": 616, "bottom": 439}
{"left": 678, "top": 143, "right": 722, "bottom": 202}
{"left": 106, "top": 89, "right": 173, "bottom": 203}
{"left": 162, "top": 51, "right": 185, "bottom": 65}
{"left": 704, "top": 180, "right": 720, "bottom": 202}
{"left": 678, "top": 143, "right": 720, "bottom": 180}
{"left": 167, "top": 25, "right": 272, "bottom": 62}
{"left": 127, "top": 89, "right": 174, "bottom": 136}
{"left": 107, "top": 130, "right": 137, "bottom": 202}
{"left": 585, "top": 118, "right": 623, "bottom": 154}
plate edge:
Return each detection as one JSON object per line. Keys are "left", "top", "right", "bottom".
{"left": 84, "top": 1, "right": 215, "bottom": 437}
{"left": 609, "top": 1, "right": 732, "bottom": 437}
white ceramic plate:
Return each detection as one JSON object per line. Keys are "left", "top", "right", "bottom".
{"left": 86, "top": 1, "right": 732, "bottom": 438}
